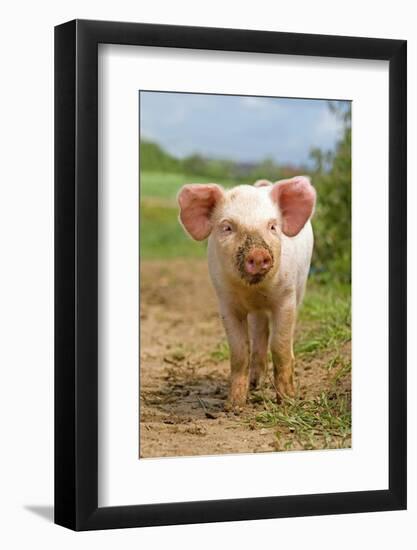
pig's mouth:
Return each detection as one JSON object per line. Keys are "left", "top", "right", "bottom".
{"left": 235, "top": 235, "right": 274, "bottom": 285}
{"left": 244, "top": 273, "right": 267, "bottom": 285}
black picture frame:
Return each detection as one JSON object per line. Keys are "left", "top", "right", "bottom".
{"left": 55, "top": 19, "right": 407, "bottom": 531}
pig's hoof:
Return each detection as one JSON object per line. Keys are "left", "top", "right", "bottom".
{"left": 276, "top": 382, "right": 295, "bottom": 403}
{"left": 250, "top": 373, "right": 265, "bottom": 390}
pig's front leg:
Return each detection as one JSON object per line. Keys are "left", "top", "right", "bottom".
{"left": 220, "top": 305, "right": 250, "bottom": 411}
{"left": 248, "top": 311, "right": 269, "bottom": 389}
{"left": 270, "top": 292, "right": 297, "bottom": 402}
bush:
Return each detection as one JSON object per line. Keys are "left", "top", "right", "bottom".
{"left": 310, "top": 106, "right": 351, "bottom": 283}
{"left": 140, "top": 140, "right": 181, "bottom": 173}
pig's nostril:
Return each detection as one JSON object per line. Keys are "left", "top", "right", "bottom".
{"left": 243, "top": 248, "right": 272, "bottom": 277}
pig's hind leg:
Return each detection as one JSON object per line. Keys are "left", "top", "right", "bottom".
{"left": 248, "top": 311, "right": 269, "bottom": 389}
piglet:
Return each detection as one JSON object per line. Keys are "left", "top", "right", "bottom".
{"left": 177, "top": 177, "right": 316, "bottom": 410}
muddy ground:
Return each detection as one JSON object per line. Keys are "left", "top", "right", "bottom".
{"left": 140, "top": 259, "right": 351, "bottom": 458}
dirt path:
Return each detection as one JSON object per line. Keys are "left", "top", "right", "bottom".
{"left": 140, "top": 259, "right": 351, "bottom": 458}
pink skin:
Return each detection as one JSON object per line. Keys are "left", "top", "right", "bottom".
{"left": 178, "top": 176, "right": 316, "bottom": 408}
{"left": 270, "top": 176, "right": 316, "bottom": 237}
{"left": 245, "top": 247, "right": 272, "bottom": 276}
{"left": 177, "top": 184, "right": 223, "bottom": 240}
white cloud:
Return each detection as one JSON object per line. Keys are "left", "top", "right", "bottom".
{"left": 140, "top": 92, "right": 348, "bottom": 165}
{"left": 313, "top": 108, "right": 344, "bottom": 146}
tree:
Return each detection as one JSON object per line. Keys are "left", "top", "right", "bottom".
{"left": 140, "top": 140, "right": 181, "bottom": 172}
{"left": 250, "top": 157, "right": 282, "bottom": 182}
{"left": 310, "top": 103, "right": 351, "bottom": 283}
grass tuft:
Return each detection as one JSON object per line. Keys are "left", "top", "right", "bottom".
{"left": 210, "top": 341, "right": 230, "bottom": 362}
{"left": 295, "top": 283, "right": 351, "bottom": 358}
{"left": 253, "top": 391, "right": 351, "bottom": 451}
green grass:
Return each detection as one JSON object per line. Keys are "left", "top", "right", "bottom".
{"left": 140, "top": 171, "right": 237, "bottom": 259}
{"left": 140, "top": 199, "right": 207, "bottom": 259}
{"left": 210, "top": 341, "right": 230, "bottom": 362}
{"left": 253, "top": 392, "right": 351, "bottom": 450}
{"left": 140, "top": 171, "right": 236, "bottom": 200}
{"left": 296, "top": 283, "right": 351, "bottom": 358}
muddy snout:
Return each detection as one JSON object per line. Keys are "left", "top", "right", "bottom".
{"left": 244, "top": 247, "right": 272, "bottom": 276}
{"left": 236, "top": 236, "right": 274, "bottom": 284}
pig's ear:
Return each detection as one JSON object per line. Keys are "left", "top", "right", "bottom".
{"left": 254, "top": 179, "right": 273, "bottom": 188}
{"left": 177, "top": 184, "right": 224, "bottom": 241}
{"left": 271, "top": 176, "right": 316, "bottom": 237}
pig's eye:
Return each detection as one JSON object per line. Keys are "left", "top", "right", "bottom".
{"left": 269, "top": 220, "right": 279, "bottom": 234}
{"left": 220, "top": 221, "right": 233, "bottom": 234}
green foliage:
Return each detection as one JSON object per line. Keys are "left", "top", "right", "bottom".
{"left": 140, "top": 140, "right": 181, "bottom": 173}
{"left": 182, "top": 154, "right": 208, "bottom": 176}
{"left": 142, "top": 140, "right": 289, "bottom": 184}
{"left": 310, "top": 104, "right": 351, "bottom": 283}
{"left": 247, "top": 157, "right": 282, "bottom": 182}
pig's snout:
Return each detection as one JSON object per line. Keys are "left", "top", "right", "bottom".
{"left": 236, "top": 236, "right": 275, "bottom": 285}
{"left": 244, "top": 248, "right": 272, "bottom": 276}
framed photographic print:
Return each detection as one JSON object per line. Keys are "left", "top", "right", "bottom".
{"left": 55, "top": 20, "right": 407, "bottom": 530}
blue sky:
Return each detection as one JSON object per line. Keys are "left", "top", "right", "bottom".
{"left": 140, "top": 91, "right": 350, "bottom": 166}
